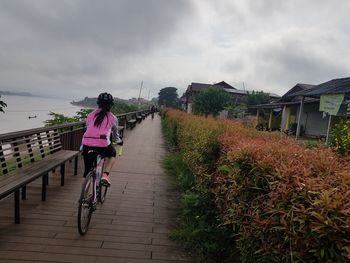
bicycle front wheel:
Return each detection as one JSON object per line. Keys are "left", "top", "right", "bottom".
{"left": 77, "top": 172, "right": 94, "bottom": 235}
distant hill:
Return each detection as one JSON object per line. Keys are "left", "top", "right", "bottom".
{"left": 72, "top": 96, "right": 153, "bottom": 108}
{"left": 0, "top": 90, "right": 35, "bottom": 97}
{"left": 71, "top": 97, "right": 98, "bottom": 108}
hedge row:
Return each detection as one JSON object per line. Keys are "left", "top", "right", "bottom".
{"left": 162, "top": 109, "right": 350, "bottom": 263}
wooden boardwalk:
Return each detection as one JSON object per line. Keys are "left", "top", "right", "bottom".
{"left": 0, "top": 115, "right": 196, "bottom": 263}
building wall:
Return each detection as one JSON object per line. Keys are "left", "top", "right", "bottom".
{"left": 187, "top": 103, "right": 192, "bottom": 114}
{"left": 301, "top": 103, "right": 328, "bottom": 136}
{"left": 284, "top": 105, "right": 298, "bottom": 129}
{"left": 281, "top": 106, "right": 288, "bottom": 131}
{"left": 270, "top": 110, "right": 282, "bottom": 130}
{"left": 280, "top": 103, "right": 328, "bottom": 136}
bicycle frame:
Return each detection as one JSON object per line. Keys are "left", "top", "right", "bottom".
{"left": 90, "top": 153, "right": 105, "bottom": 206}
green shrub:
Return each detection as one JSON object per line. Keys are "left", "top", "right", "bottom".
{"left": 171, "top": 190, "right": 237, "bottom": 262}
{"left": 162, "top": 153, "right": 195, "bottom": 191}
{"left": 329, "top": 118, "right": 350, "bottom": 155}
{"left": 163, "top": 153, "right": 235, "bottom": 261}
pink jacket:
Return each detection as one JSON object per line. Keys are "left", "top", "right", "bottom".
{"left": 82, "top": 109, "right": 119, "bottom": 147}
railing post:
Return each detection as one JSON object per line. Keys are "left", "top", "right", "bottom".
{"left": 25, "top": 136, "right": 35, "bottom": 163}
{"left": 37, "top": 133, "right": 45, "bottom": 158}
{"left": 0, "top": 145, "right": 8, "bottom": 175}
{"left": 47, "top": 131, "right": 53, "bottom": 154}
{"left": 69, "top": 126, "right": 74, "bottom": 150}
{"left": 12, "top": 139, "right": 22, "bottom": 168}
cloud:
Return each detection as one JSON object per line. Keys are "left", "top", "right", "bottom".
{"left": 0, "top": 0, "right": 349, "bottom": 100}
{"left": 191, "top": 0, "right": 350, "bottom": 95}
{"left": 0, "top": 0, "right": 194, "bottom": 99}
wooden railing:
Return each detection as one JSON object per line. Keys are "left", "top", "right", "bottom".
{"left": 0, "top": 110, "right": 148, "bottom": 153}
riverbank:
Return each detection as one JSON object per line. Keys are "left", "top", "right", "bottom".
{"left": 0, "top": 95, "right": 82, "bottom": 134}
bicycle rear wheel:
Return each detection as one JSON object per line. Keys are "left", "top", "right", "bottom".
{"left": 98, "top": 184, "right": 108, "bottom": 203}
{"left": 77, "top": 172, "right": 94, "bottom": 235}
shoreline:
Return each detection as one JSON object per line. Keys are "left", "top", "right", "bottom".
{"left": 0, "top": 96, "right": 83, "bottom": 134}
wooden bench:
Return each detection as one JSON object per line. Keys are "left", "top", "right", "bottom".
{"left": 126, "top": 113, "right": 137, "bottom": 129}
{"left": 0, "top": 129, "right": 79, "bottom": 224}
{"left": 118, "top": 126, "right": 125, "bottom": 138}
{"left": 136, "top": 113, "right": 142, "bottom": 123}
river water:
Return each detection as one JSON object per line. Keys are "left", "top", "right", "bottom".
{"left": 0, "top": 95, "right": 83, "bottom": 134}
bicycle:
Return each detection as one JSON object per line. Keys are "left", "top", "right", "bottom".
{"left": 77, "top": 150, "right": 108, "bottom": 235}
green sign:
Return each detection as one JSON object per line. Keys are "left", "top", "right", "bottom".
{"left": 319, "top": 94, "right": 345, "bottom": 115}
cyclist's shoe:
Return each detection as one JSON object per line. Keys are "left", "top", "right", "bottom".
{"left": 101, "top": 173, "right": 111, "bottom": 187}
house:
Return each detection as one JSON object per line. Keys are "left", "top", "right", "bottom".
{"left": 280, "top": 84, "right": 320, "bottom": 135}
{"left": 183, "top": 81, "right": 280, "bottom": 114}
{"left": 255, "top": 78, "right": 350, "bottom": 140}
{"left": 288, "top": 77, "right": 350, "bottom": 140}
{"left": 255, "top": 83, "right": 328, "bottom": 136}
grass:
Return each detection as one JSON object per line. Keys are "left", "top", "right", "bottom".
{"left": 162, "top": 152, "right": 239, "bottom": 262}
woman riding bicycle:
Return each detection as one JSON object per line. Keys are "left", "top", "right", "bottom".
{"left": 81, "top": 92, "right": 121, "bottom": 186}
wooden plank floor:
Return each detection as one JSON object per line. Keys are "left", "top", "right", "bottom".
{"left": 0, "top": 115, "right": 197, "bottom": 263}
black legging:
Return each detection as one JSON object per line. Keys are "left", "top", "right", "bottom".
{"left": 82, "top": 144, "right": 116, "bottom": 177}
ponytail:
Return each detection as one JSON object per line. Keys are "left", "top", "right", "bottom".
{"left": 94, "top": 103, "right": 112, "bottom": 127}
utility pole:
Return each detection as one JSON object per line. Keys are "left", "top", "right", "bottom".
{"left": 148, "top": 89, "right": 150, "bottom": 100}
{"left": 138, "top": 81, "right": 143, "bottom": 107}
{"left": 242, "top": 82, "right": 246, "bottom": 91}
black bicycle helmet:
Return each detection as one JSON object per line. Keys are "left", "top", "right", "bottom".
{"left": 97, "top": 92, "right": 114, "bottom": 105}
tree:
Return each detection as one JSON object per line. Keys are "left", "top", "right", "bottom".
{"left": 45, "top": 112, "right": 76, "bottom": 126}
{"left": 112, "top": 101, "right": 138, "bottom": 114}
{"left": 192, "top": 86, "right": 228, "bottom": 117}
{"left": 158, "top": 87, "right": 179, "bottom": 108}
{"left": 246, "top": 91, "right": 270, "bottom": 106}
{"left": 0, "top": 95, "right": 7, "bottom": 113}
{"left": 74, "top": 108, "right": 94, "bottom": 121}
{"left": 45, "top": 102, "right": 139, "bottom": 126}
{"left": 224, "top": 104, "right": 248, "bottom": 118}
{"left": 245, "top": 91, "right": 270, "bottom": 114}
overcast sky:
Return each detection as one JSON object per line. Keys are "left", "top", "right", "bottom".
{"left": 0, "top": 0, "right": 349, "bottom": 100}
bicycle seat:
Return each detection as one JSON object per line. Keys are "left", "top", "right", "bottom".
{"left": 86, "top": 151, "right": 100, "bottom": 160}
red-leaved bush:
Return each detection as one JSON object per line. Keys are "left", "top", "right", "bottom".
{"left": 162, "top": 109, "right": 350, "bottom": 262}
{"left": 216, "top": 131, "right": 350, "bottom": 262}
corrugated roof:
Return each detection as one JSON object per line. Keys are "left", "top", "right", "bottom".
{"left": 214, "top": 81, "right": 236, "bottom": 90}
{"left": 190, "top": 82, "right": 213, "bottom": 91}
{"left": 288, "top": 78, "right": 350, "bottom": 97}
{"left": 282, "top": 83, "right": 316, "bottom": 99}
{"left": 223, "top": 88, "right": 247, "bottom": 95}
{"left": 268, "top": 92, "right": 281, "bottom": 98}
{"left": 187, "top": 82, "right": 281, "bottom": 98}
{"left": 190, "top": 81, "right": 237, "bottom": 91}
{"left": 253, "top": 98, "right": 319, "bottom": 109}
